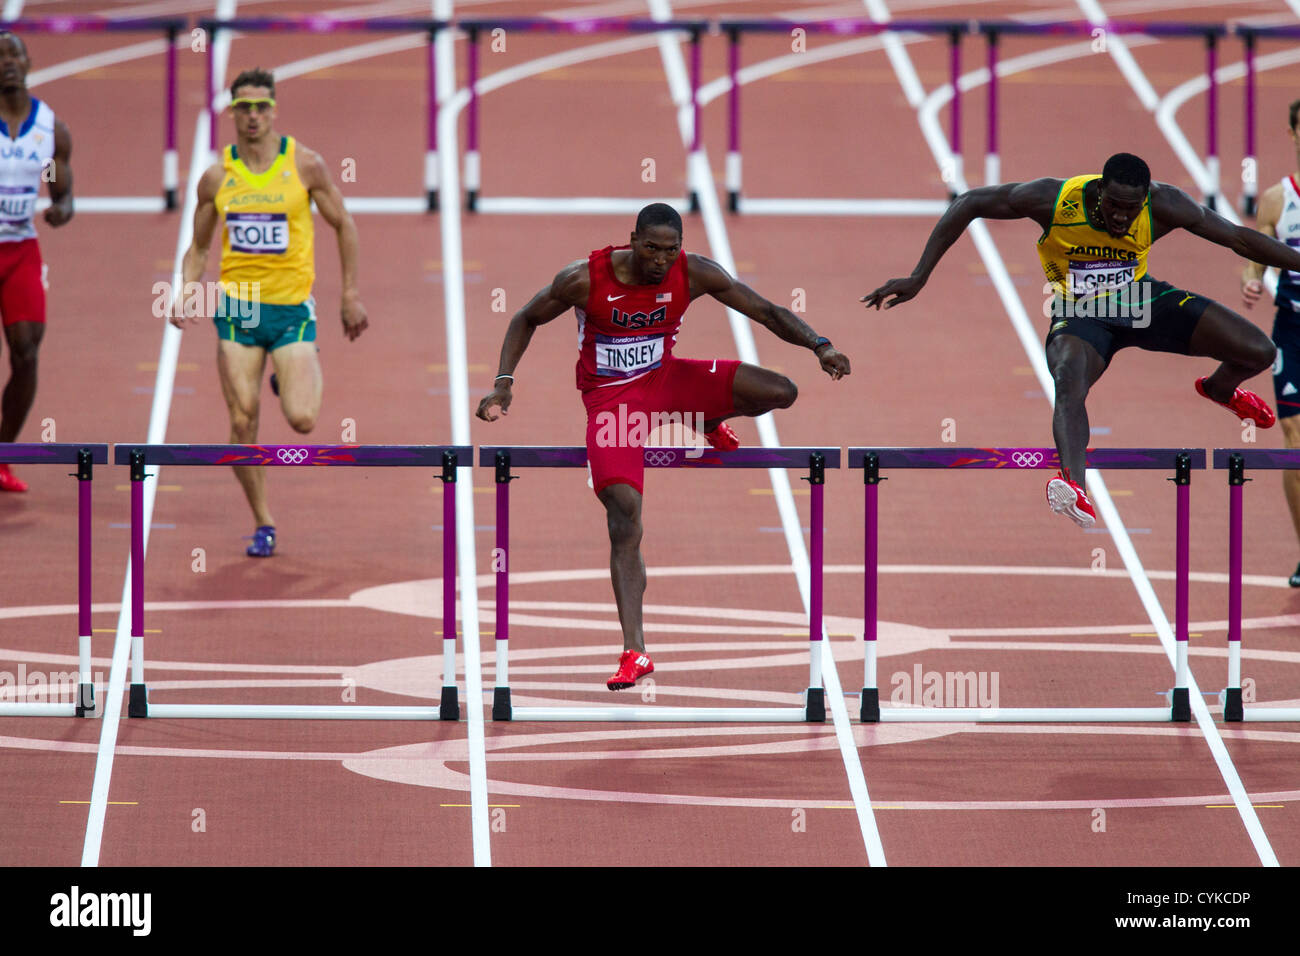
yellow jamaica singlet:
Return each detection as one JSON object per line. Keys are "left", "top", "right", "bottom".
{"left": 1037, "top": 174, "right": 1151, "bottom": 301}
{"left": 215, "top": 135, "right": 314, "bottom": 305}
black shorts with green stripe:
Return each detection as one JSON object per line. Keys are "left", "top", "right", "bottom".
{"left": 1044, "top": 276, "right": 1210, "bottom": 368}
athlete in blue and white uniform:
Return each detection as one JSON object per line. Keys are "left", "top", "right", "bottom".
{"left": 0, "top": 31, "right": 73, "bottom": 493}
{"left": 1242, "top": 102, "right": 1300, "bottom": 585}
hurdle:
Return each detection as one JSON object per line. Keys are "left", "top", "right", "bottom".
{"left": 1215, "top": 449, "right": 1300, "bottom": 722}
{"left": 480, "top": 444, "right": 836, "bottom": 721}
{"left": 718, "top": 18, "right": 1226, "bottom": 211}
{"left": 0, "top": 16, "right": 185, "bottom": 211}
{"left": 458, "top": 17, "right": 708, "bottom": 215}
{"left": 113, "top": 443, "right": 469, "bottom": 719}
{"left": 851, "top": 446, "right": 1203, "bottom": 723}
{"left": 1237, "top": 25, "right": 1300, "bottom": 218}
{"left": 0, "top": 443, "right": 108, "bottom": 718}
{"left": 198, "top": 17, "right": 448, "bottom": 212}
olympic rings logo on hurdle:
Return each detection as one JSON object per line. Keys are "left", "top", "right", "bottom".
{"left": 1010, "top": 451, "right": 1044, "bottom": 468}
{"left": 645, "top": 450, "right": 679, "bottom": 467}
{"left": 277, "top": 448, "right": 310, "bottom": 464}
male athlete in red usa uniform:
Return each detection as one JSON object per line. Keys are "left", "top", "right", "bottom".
{"left": 477, "top": 204, "right": 851, "bottom": 689}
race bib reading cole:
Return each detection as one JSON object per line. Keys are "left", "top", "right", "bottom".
{"left": 595, "top": 333, "right": 665, "bottom": 378}
{"left": 227, "top": 212, "right": 289, "bottom": 255}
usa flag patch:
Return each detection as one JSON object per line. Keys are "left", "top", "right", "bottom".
{"left": 656, "top": 292, "right": 672, "bottom": 303}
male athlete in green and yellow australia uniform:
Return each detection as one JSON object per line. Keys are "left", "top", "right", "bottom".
{"left": 865, "top": 153, "right": 1300, "bottom": 528}
{"left": 172, "top": 68, "right": 367, "bottom": 556}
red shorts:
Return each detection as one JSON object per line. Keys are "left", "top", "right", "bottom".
{"left": 0, "top": 239, "right": 46, "bottom": 327}
{"left": 582, "top": 356, "right": 740, "bottom": 496}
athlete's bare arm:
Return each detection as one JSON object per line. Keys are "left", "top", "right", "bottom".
{"left": 170, "top": 163, "right": 224, "bottom": 328}
{"left": 42, "top": 118, "right": 73, "bottom": 227}
{"left": 862, "top": 177, "right": 1062, "bottom": 310}
{"left": 476, "top": 260, "right": 589, "bottom": 421}
{"left": 1240, "top": 182, "right": 1284, "bottom": 309}
{"left": 1151, "top": 181, "right": 1300, "bottom": 277}
{"left": 688, "top": 254, "right": 849, "bottom": 380}
{"left": 298, "top": 144, "right": 367, "bottom": 341}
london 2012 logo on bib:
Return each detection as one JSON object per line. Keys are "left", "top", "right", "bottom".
{"left": 227, "top": 212, "right": 289, "bottom": 255}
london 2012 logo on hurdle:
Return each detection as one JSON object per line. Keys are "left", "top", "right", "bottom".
{"left": 1011, "top": 450, "right": 1045, "bottom": 468}
{"left": 277, "top": 447, "right": 310, "bottom": 464}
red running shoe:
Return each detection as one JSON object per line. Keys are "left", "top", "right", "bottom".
{"left": 607, "top": 649, "right": 654, "bottom": 690}
{"left": 0, "top": 464, "right": 28, "bottom": 493}
{"left": 704, "top": 421, "right": 740, "bottom": 451}
{"left": 1195, "top": 377, "right": 1276, "bottom": 428}
{"left": 1045, "top": 471, "right": 1095, "bottom": 528}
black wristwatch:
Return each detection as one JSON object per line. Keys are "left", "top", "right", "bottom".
{"left": 812, "top": 336, "right": 832, "bottom": 353}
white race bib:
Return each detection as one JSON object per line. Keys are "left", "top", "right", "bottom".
{"left": 1067, "top": 259, "right": 1136, "bottom": 296}
{"left": 596, "top": 333, "right": 664, "bottom": 378}
{"left": 227, "top": 212, "right": 289, "bottom": 255}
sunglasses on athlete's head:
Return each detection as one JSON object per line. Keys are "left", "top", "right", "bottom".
{"left": 230, "top": 97, "right": 275, "bottom": 115}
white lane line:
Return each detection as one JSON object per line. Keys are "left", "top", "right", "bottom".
{"left": 644, "top": 0, "right": 887, "bottom": 867}
{"left": 881, "top": 0, "right": 1280, "bottom": 866}
{"left": 80, "top": 0, "right": 239, "bottom": 869}
{"left": 1, "top": 0, "right": 20, "bottom": 20}
{"left": 81, "top": 0, "right": 453, "bottom": 870}
{"left": 1083, "top": 0, "right": 1281, "bottom": 869}
{"left": 433, "top": 0, "right": 491, "bottom": 869}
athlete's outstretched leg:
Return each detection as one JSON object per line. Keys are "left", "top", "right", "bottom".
{"left": 597, "top": 482, "right": 646, "bottom": 654}
{"left": 217, "top": 340, "right": 272, "bottom": 528}
{"left": 0, "top": 320, "right": 43, "bottom": 443}
{"left": 1189, "top": 302, "right": 1277, "bottom": 401}
{"left": 702, "top": 363, "right": 797, "bottom": 433}
{"left": 1046, "top": 334, "right": 1107, "bottom": 483}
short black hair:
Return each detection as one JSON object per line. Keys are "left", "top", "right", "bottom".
{"left": 230, "top": 67, "right": 275, "bottom": 99}
{"left": 635, "top": 203, "right": 682, "bottom": 238}
{"left": 0, "top": 31, "right": 28, "bottom": 59}
{"left": 1289, "top": 98, "right": 1300, "bottom": 131}
{"left": 1100, "top": 153, "right": 1151, "bottom": 190}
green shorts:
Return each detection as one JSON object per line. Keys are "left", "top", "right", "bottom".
{"left": 213, "top": 294, "right": 317, "bottom": 351}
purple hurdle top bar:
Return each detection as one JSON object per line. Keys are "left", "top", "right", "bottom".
{"left": 456, "top": 17, "right": 707, "bottom": 34}
{"left": 198, "top": 18, "right": 446, "bottom": 161}
{"left": 0, "top": 443, "right": 109, "bottom": 466}
{"left": 847, "top": 447, "right": 1205, "bottom": 470}
{"left": 478, "top": 445, "right": 840, "bottom": 469}
{"left": 113, "top": 444, "right": 468, "bottom": 467}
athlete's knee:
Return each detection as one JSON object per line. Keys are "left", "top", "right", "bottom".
{"left": 6, "top": 341, "right": 39, "bottom": 374}
{"left": 1243, "top": 331, "right": 1278, "bottom": 374}
{"left": 772, "top": 375, "right": 798, "bottom": 409}
{"left": 603, "top": 493, "right": 642, "bottom": 549}
{"left": 286, "top": 410, "right": 316, "bottom": 434}
{"left": 228, "top": 406, "right": 259, "bottom": 438}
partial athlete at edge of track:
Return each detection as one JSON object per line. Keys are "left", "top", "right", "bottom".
{"left": 0, "top": 31, "right": 73, "bottom": 494}
{"left": 1241, "top": 99, "right": 1300, "bottom": 587}
{"left": 864, "top": 152, "right": 1294, "bottom": 529}
{"left": 476, "top": 203, "right": 850, "bottom": 691}
{"left": 172, "top": 68, "right": 369, "bottom": 557}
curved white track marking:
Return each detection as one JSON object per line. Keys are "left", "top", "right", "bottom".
{"left": 1155, "top": 45, "right": 1300, "bottom": 299}
{"left": 1082, "top": 0, "right": 1283, "bottom": 866}
{"left": 83, "top": 0, "right": 453, "bottom": 869}
{"left": 642, "top": 0, "right": 887, "bottom": 869}
{"left": 872, "top": 0, "right": 1279, "bottom": 866}
{"left": 1, "top": 0, "right": 19, "bottom": 20}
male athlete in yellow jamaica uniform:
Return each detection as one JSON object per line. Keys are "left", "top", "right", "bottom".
{"left": 865, "top": 153, "right": 1299, "bottom": 529}
{"left": 172, "top": 69, "right": 368, "bottom": 557}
